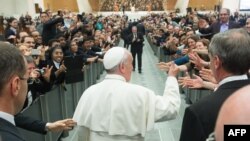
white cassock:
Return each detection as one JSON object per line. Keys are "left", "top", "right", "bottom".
{"left": 131, "top": 6, "right": 135, "bottom": 12}
{"left": 71, "top": 74, "right": 180, "bottom": 141}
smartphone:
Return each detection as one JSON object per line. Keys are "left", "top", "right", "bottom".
{"left": 31, "top": 49, "right": 40, "bottom": 56}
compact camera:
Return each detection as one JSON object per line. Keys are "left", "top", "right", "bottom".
{"left": 37, "top": 69, "right": 45, "bottom": 75}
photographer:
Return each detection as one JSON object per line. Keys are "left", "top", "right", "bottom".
{"left": 22, "top": 56, "right": 52, "bottom": 110}
{"left": 14, "top": 50, "right": 76, "bottom": 136}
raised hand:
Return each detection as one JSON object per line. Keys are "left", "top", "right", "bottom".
{"left": 157, "top": 62, "right": 172, "bottom": 72}
{"left": 200, "top": 68, "right": 217, "bottom": 83}
{"left": 178, "top": 71, "right": 191, "bottom": 88}
{"left": 168, "top": 62, "right": 179, "bottom": 77}
{"left": 184, "top": 74, "right": 204, "bottom": 89}
{"left": 189, "top": 52, "right": 205, "bottom": 70}
{"left": 42, "top": 65, "right": 53, "bottom": 82}
{"left": 59, "top": 61, "right": 67, "bottom": 73}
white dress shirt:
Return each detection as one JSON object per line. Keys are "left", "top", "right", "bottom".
{"left": 0, "top": 111, "right": 15, "bottom": 125}
{"left": 72, "top": 74, "right": 180, "bottom": 141}
{"left": 53, "top": 61, "right": 60, "bottom": 69}
{"left": 218, "top": 74, "right": 248, "bottom": 87}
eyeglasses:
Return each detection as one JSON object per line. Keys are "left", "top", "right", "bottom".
{"left": 19, "top": 76, "right": 29, "bottom": 82}
{"left": 220, "top": 13, "right": 228, "bottom": 16}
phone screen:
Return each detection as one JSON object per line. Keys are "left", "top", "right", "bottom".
{"left": 31, "top": 49, "right": 40, "bottom": 56}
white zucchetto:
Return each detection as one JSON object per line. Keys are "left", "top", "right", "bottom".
{"left": 103, "top": 47, "right": 125, "bottom": 70}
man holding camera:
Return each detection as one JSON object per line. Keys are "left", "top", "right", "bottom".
{"left": 128, "top": 26, "right": 144, "bottom": 73}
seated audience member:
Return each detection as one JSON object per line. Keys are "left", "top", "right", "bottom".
{"left": 180, "top": 29, "right": 250, "bottom": 141}
{"left": 214, "top": 85, "right": 250, "bottom": 141}
{"left": 72, "top": 47, "right": 181, "bottom": 141}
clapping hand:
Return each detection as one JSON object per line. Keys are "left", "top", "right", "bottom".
{"left": 42, "top": 65, "right": 53, "bottom": 82}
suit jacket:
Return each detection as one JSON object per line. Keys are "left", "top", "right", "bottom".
{"left": 4, "top": 28, "right": 16, "bottom": 39}
{"left": 180, "top": 79, "right": 250, "bottom": 141}
{"left": 121, "top": 27, "right": 130, "bottom": 42}
{"left": 136, "top": 23, "right": 145, "bottom": 35}
{"left": 0, "top": 118, "right": 26, "bottom": 141}
{"left": 199, "top": 21, "right": 241, "bottom": 38}
{"left": 15, "top": 113, "right": 47, "bottom": 135}
{"left": 42, "top": 17, "right": 64, "bottom": 45}
{"left": 128, "top": 32, "right": 144, "bottom": 53}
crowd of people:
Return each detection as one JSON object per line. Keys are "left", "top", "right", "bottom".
{"left": 0, "top": 9, "right": 126, "bottom": 140}
{"left": 143, "top": 8, "right": 250, "bottom": 141}
{"left": 100, "top": 0, "right": 163, "bottom": 11}
{"left": 1, "top": 5, "right": 250, "bottom": 141}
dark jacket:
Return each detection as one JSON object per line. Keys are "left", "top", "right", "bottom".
{"left": 15, "top": 114, "right": 47, "bottom": 135}
{"left": 180, "top": 79, "right": 250, "bottom": 141}
{"left": 42, "top": 17, "right": 64, "bottom": 45}
{"left": 199, "top": 21, "right": 241, "bottom": 39}
{"left": 4, "top": 28, "right": 16, "bottom": 39}
{"left": 0, "top": 118, "right": 26, "bottom": 141}
{"left": 127, "top": 32, "right": 144, "bottom": 53}
{"left": 46, "top": 60, "right": 65, "bottom": 85}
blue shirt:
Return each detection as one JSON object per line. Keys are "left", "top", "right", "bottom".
{"left": 220, "top": 23, "right": 229, "bottom": 32}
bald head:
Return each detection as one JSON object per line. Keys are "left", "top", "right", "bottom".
{"left": 215, "top": 85, "right": 250, "bottom": 141}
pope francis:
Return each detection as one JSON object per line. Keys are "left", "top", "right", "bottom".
{"left": 71, "top": 47, "right": 181, "bottom": 141}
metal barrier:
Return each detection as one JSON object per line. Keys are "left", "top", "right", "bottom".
{"left": 18, "top": 62, "right": 104, "bottom": 141}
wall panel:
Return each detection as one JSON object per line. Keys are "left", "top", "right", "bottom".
{"left": 43, "top": 0, "right": 79, "bottom": 12}
{"left": 89, "top": 0, "right": 100, "bottom": 11}
{"left": 188, "top": 0, "right": 220, "bottom": 11}
{"left": 165, "top": 0, "right": 178, "bottom": 11}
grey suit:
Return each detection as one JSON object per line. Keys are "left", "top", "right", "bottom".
{"left": 0, "top": 118, "right": 26, "bottom": 141}
{"left": 180, "top": 79, "right": 250, "bottom": 141}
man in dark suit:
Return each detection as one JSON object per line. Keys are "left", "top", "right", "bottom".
{"left": 215, "top": 85, "right": 250, "bottom": 141}
{"left": 180, "top": 29, "right": 250, "bottom": 141}
{"left": 136, "top": 20, "right": 146, "bottom": 36}
{"left": 128, "top": 26, "right": 144, "bottom": 73}
{"left": 0, "top": 42, "right": 28, "bottom": 141}
{"left": 41, "top": 12, "right": 64, "bottom": 45}
{"left": 121, "top": 26, "right": 130, "bottom": 49}
{"left": 199, "top": 8, "right": 241, "bottom": 39}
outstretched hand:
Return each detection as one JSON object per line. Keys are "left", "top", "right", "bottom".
{"left": 47, "top": 119, "right": 77, "bottom": 132}
{"left": 168, "top": 62, "right": 179, "bottom": 77}
{"left": 157, "top": 62, "right": 172, "bottom": 72}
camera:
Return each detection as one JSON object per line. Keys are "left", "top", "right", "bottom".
{"left": 37, "top": 69, "right": 45, "bottom": 75}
